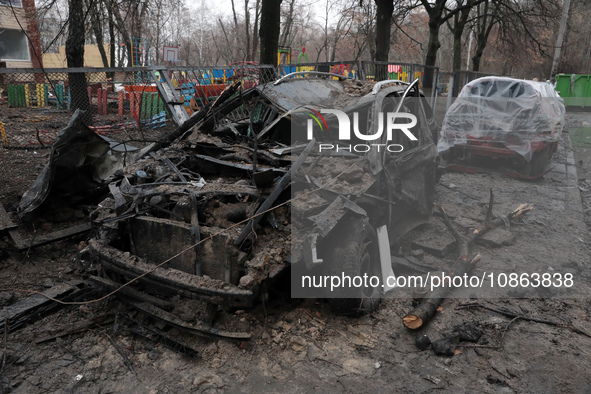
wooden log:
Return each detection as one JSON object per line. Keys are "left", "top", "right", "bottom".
{"left": 403, "top": 254, "right": 481, "bottom": 329}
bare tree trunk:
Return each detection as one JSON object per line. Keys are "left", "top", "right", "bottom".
{"left": 230, "top": 0, "right": 240, "bottom": 60}
{"left": 451, "top": 5, "right": 471, "bottom": 72}
{"left": 231, "top": 0, "right": 239, "bottom": 32}
{"left": 218, "top": 18, "right": 234, "bottom": 64}
{"left": 154, "top": 0, "right": 163, "bottom": 64}
{"left": 452, "top": 30, "right": 462, "bottom": 71}
{"left": 279, "top": 0, "right": 295, "bottom": 47}
{"left": 138, "top": 1, "right": 149, "bottom": 65}
{"left": 423, "top": 20, "right": 441, "bottom": 88}
{"left": 422, "top": 0, "right": 456, "bottom": 88}
{"left": 374, "top": 0, "right": 394, "bottom": 80}
{"left": 323, "top": 0, "right": 330, "bottom": 62}
{"left": 245, "top": 0, "right": 251, "bottom": 61}
{"left": 111, "top": 2, "right": 133, "bottom": 66}
{"left": 66, "top": 0, "right": 92, "bottom": 124}
{"left": 90, "top": 0, "right": 109, "bottom": 69}
{"left": 259, "top": 0, "right": 282, "bottom": 81}
{"left": 331, "top": 34, "right": 338, "bottom": 62}
{"left": 472, "top": 23, "right": 494, "bottom": 72}
{"left": 251, "top": 0, "right": 261, "bottom": 60}
{"left": 107, "top": 1, "right": 116, "bottom": 75}
{"left": 472, "top": 0, "right": 496, "bottom": 72}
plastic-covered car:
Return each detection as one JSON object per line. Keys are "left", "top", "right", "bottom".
{"left": 438, "top": 76, "right": 565, "bottom": 177}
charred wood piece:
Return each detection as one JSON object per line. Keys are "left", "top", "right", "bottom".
{"left": 9, "top": 223, "right": 91, "bottom": 251}
{"left": 121, "top": 315, "right": 199, "bottom": 358}
{"left": 125, "top": 299, "right": 251, "bottom": 340}
{"left": 0, "top": 281, "right": 93, "bottom": 333}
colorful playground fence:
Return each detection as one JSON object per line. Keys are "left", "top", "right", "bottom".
{"left": 0, "top": 62, "right": 450, "bottom": 147}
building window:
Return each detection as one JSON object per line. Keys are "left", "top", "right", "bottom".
{"left": 0, "top": 29, "right": 30, "bottom": 61}
{"left": 0, "top": 0, "right": 23, "bottom": 7}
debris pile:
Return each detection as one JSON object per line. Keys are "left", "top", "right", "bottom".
{"left": 83, "top": 75, "right": 441, "bottom": 338}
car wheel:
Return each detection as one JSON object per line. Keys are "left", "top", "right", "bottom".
{"left": 325, "top": 218, "right": 382, "bottom": 315}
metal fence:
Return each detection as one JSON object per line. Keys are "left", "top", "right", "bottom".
{"left": 275, "top": 60, "right": 441, "bottom": 90}
{"left": 277, "top": 61, "right": 363, "bottom": 79}
{"left": 0, "top": 67, "right": 168, "bottom": 148}
{"left": 0, "top": 64, "right": 276, "bottom": 148}
{"left": 0, "top": 64, "right": 277, "bottom": 122}
{"left": 166, "top": 63, "right": 277, "bottom": 122}
{"left": 0, "top": 62, "right": 483, "bottom": 149}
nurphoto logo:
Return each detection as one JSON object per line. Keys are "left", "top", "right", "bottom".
{"left": 306, "top": 108, "right": 418, "bottom": 153}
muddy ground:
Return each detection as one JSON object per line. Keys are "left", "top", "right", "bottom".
{"left": 1, "top": 103, "right": 591, "bottom": 393}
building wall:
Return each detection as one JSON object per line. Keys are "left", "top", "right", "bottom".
{"left": 0, "top": 5, "right": 26, "bottom": 29}
{"left": 42, "top": 45, "right": 112, "bottom": 68}
{"left": 0, "top": 0, "right": 42, "bottom": 68}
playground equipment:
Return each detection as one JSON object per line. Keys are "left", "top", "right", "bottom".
{"left": 0, "top": 122, "right": 6, "bottom": 146}
{"left": 276, "top": 48, "right": 358, "bottom": 79}
{"left": 6, "top": 80, "right": 167, "bottom": 127}
{"left": 387, "top": 64, "right": 424, "bottom": 85}
{"left": 169, "top": 63, "right": 262, "bottom": 115}
{"left": 131, "top": 37, "right": 150, "bottom": 84}
{"left": 278, "top": 46, "right": 291, "bottom": 65}
{"left": 132, "top": 38, "right": 150, "bottom": 67}
{"left": 7, "top": 84, "right": 48, "bottom": 108}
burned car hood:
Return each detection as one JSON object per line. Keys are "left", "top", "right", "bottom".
{"left": 17, "top": 110, "right": 153, "bottom": 215}
{"left": 256, "top": 78, "right": 348, "bottom": 112}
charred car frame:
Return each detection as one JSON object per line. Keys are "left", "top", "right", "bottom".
{"left": 83, "top": 73, "right": 439, "bottom": 337}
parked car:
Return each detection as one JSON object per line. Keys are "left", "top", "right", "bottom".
{"left": 438, "top": 76, "right": 565, "bottom": 177}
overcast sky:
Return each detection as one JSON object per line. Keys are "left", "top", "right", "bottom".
{"left": 186, "top": 0, "right": 330, "bottom": 25}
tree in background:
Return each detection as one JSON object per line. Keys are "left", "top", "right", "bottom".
{"left": 36, "top": 0, "right": 581, "bottom": 80}
{"left": 470, "top": 0, "right": 499, "bottom": 72}
{"left": 419, "top": 0, "right": 485, "bottom": 88}
{"left": 65, "top": 0, "right": 91, "bottom": 123}
{"left": 446, "top": 0, "right": 476, "bottom": 72}
{"left": 259, "top": 0, "right": 282, "bottom": 81}
{"left": 374, "top": 0, "right": 394, "bottom": 79}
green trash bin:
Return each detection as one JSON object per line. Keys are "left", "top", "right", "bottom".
{"left": 556, "top": 74, "right": 591, "bottom": 108}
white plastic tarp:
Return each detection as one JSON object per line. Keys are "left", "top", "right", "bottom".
{"left": 438, "top": 77, "right": 565, "bottom": 162}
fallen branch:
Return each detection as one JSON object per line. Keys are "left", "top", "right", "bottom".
{"left": 457, "top": 302, "right": 591, "bottom": 340}
{"left": 403, "top": 189, "right": 533, "bottom": 330}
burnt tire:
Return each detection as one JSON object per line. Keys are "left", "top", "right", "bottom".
{"left": 325, "top": 218, "right": 382, "bottom": 315}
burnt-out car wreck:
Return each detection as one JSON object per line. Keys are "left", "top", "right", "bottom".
{"left": 83, "top": 74, "right": 440, "bottom": 338}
